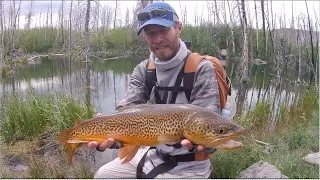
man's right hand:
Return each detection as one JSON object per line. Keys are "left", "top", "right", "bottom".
{"left": 87, "top": 138, "right": 117, "bottom": 151}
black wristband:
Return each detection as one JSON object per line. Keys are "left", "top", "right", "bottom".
{"left": 110, "top": 141, "right": 123, "bottom": 149}
{"left": 96, "top": 145, "right": 104, "bottom": 152}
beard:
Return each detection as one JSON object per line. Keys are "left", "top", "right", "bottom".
{"left": 151, "top": 35, "right": 179, "bottom": 61}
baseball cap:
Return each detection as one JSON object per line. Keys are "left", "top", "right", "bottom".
{"left": 137, "top": 2, "right": 179, "bottom": 35}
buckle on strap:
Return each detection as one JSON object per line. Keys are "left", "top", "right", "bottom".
{"left": 156, "top": 150, "right": 176, "bottom": 161}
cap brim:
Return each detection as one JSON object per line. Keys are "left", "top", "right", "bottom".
{"left": 137, "top": 18, "right": 175, "bottom": 36}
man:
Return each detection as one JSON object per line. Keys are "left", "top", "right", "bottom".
{"left": 88, "top": 2, "right": 221, "bottom": 178}
{"left": 219, "top": 49, "right": 228, "bottom": 70}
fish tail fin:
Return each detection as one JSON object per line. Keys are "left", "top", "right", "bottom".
{"left": 66, "top": 143, "right": 80, "bottom": 164}
{"left": 57, "top": 128, "right": 79, "bottom": 164}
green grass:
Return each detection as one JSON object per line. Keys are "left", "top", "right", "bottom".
{"left": 212, "top": 87, "right": 319, "bottom": 178}
{"left": 238, "top": 100, "right": 271, "bottom": 129}
{"left": 0, "top": 91, "right": 94, "bottom": 144}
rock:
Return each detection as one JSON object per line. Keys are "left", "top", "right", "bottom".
{"left": 13, "top": 164, "right": 29, "bottom": 172}
{"left": 237, "top": 161, "right": 288, "bottom": 179}
{"left": 303, "top": 152, "right": 320, "bottom": 165}
{"left": 3, "top": 155, "right": 25, "bottom": 167}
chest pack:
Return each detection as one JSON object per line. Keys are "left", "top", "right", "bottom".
{"left": 146, "top": 52, "right": 231, "bottom": 110}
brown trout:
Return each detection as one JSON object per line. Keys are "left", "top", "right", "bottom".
{"left": 57, "top": 104, "right": 245, "bottom": 164}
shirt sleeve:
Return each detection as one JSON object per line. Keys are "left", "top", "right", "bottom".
{"left": 116, "top": 60, "right": 149, "bottom": 110}
{"left": 190, "top": 59, "right": 221, "bottom": 114}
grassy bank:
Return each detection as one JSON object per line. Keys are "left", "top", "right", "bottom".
{"left": 0, "top": 91, "right": 95, "bottom": 178}
{"left": 212, "top": 87, "right": 319, "bottom": 178}
{"left": 0, "top": 91, "right": 94, "bottom": 144}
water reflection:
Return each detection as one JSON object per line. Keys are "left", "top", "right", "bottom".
{"left": 2, "top": 57, "right": 138, "bottom": 114}
{"left": 2, "top": 56, "right": 306, "bottom": 117}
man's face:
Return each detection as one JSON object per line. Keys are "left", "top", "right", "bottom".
{"left": 143, "top": 23, "right": 182, "bottom": 61}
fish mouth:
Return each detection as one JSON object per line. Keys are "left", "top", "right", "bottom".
{"left": 215, "top": 139, "right": 243, "bottom": 150}
{"left": 208, "top": 128, "right": 245, "bottom": 150}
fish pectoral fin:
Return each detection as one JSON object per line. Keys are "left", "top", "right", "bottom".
{"left": 157, "top": 134, "right": 184, "bottom": 145}
{"left": 67, "top": 139, "right": 90, "bottom": 143}
{"left": 118, "top": 144, "right": 140, "bottom": 164}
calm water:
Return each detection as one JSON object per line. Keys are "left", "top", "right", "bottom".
{"left": 1, "top": 55, "right": 306, "bottom": 116}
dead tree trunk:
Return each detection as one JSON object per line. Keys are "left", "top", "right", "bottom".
{"left": 179, "top": 1, "right": 187, "bottom": 25}
{"left": 237, "top": 0, "right": 243, "bottom": 27}
{"left": 315, "top": 13, "right": 319, "bottom": 89}
{"left": 0, "top": 0, "right": 3, "bottom": 67}
{"left": 297, "top": 20, "right": 302, "bottom": 83}
{"left": 50, "top": 0, "right": 53, "bottom": 31}
{"left": 60, "top": 0, "right": 64, "bottom": 48}
{"left": 96, "top": 2, "right": 100, "bottom": 32}
{"left": 9, "top": 0, "right": 16, "bottom": 53}
{"left": 305, "top": 0, "right": 317, "bottom": 86}
{"left": 84, "top": 0, "right": 91, "bottom": 62}
{"left": 76, "top": 0, "right": 81, "bottom": 31}
{"left": 214, "top": 0, "right": 219, "bottom": 25}
{"left": 68, "top": 0, "right": 73, "bottom": 57}
{"left": 240, "top": 0, "right": 249, "bottom": 82}
{"left": 85, "top": 0, "right": 92, "bottom": 117}
{"left": 114, "top": 0, "right": 118, "bottom": 28}
{"left": 254, "top": 1, "right": 259, "bottom": 56}
{"left": 14, "top": 0, "right": 22, "bottom": 51}
{"left": 265, "top": 1, "right": 275, "bottom": 59}
{"left": 227, "top": 0, "right": 236, "bottom": 53}
{"left": 260, "top": 0, "right": 266, "bottom": 56}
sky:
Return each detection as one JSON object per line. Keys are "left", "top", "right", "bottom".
{"left": 2, "top": 0, "right": 319, "bottom": 30}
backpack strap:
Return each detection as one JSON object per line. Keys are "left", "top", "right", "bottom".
{"left": 184, "top": 53, "right": 204, "bottom": 73}
{"left": 136, "top": 147, "right": 210, "bottom": 179}
{"left": 169, "top": 61, "right": 186, "bottom": 104}
{"left": 183, "top": 53, "right": 230, "bottom": 109}
{"left": 146, "top": 60, "right": 156, "bottom": 99}
{"left": 146, "top": 54, "right": 190, "bottom": 104}
{"left": 183, "top": 53, "right": 204, "bottom": 101}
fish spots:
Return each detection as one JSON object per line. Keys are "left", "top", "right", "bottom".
{"left": 63, "top": 104, "right": 244, "bottom": 150}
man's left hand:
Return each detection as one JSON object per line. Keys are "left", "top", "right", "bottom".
{"left": 181, "top": 139, "right": 205, "bottom": 151}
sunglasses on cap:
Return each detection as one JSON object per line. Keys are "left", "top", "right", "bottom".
{"left": 137, "top": 8, "right": 179, "bottom": 22}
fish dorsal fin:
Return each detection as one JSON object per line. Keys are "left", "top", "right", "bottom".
{"left": 116, "top": 104, "right": 151, "bottom": 113}
{"left": 157, "top": 134, "right": 184, "bottom": 145}
{"left": 118, "top": 144, "right": 140, "bottom": 164}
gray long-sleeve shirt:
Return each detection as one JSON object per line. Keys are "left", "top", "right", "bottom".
{"left": 115, "top": 39, "right": 220, "bottom": 176}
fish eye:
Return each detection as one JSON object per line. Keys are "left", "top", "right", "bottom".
{"left": 218, "top": 127, "right": 226, "bottom": 134}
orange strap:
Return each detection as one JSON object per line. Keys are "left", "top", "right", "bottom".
{"left": 185, "top": 53, "right": 229, "bottom": 109}
{"left": 147, "top": 60, "right": 156, "bottom": 69}
{"left": 194, "top": 151, "right": 210, "bottom": 161}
